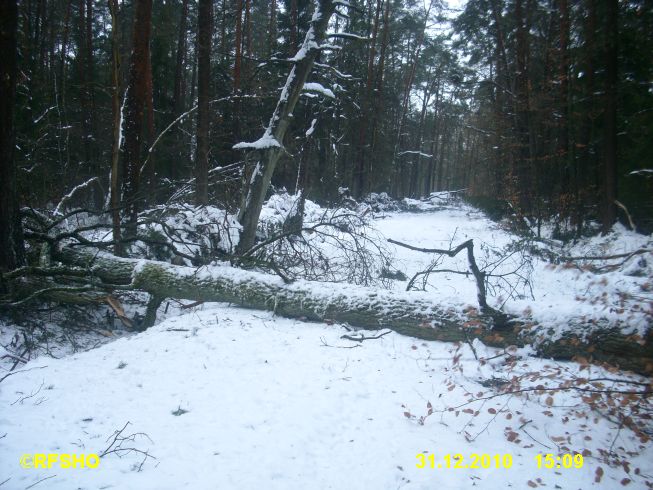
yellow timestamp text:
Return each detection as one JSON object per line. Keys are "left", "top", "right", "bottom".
{"left": 534, "top": 453, "right": 583, "bottom": 469}
{"left": 416, "top": 453, "right": 513, "bottom": 469}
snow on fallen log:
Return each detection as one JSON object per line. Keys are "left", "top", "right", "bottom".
{"left": 45, "top": 246, "right": 653, "bottom": 375}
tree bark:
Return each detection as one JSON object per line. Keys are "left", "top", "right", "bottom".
{"left": 234, "top": 0, "right": 338, "bottom": 254}
{"left": 0, "top": 0, "right": 26, "bottom": 275}
{"left": 40, "top": 246, "right": 653, "bottom": 375}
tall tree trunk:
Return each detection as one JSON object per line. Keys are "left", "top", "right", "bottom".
{"left": 436, "top": 124, "right": 449, "bottom": 191}
{"left": 86, "top": 0, "right": 101, "bottom": 207}
{"left": 143, "top": 44, "right": 156, "bottom": 205}
{"left": 601, "top": 0, "right": 618, "bottom": 233}
{"left": 558, "top": 0, "right": 570, "bottom": 205}
{"left": 268, "top": 0, "right": 277, "bottom": 56}
{"left": 108, "top": 0, "right": 123, "bottom": 256}
{"left": 234, "top": 0, "right": 243, "bottom": 92}
{"left": 245, "top": 0, "right": 252, "bottom": 70}
{"left": 85, "top": 0, "right": 95, "bottom": 127}
{"left": 235, "top": 0, "right": 338, "bottom": 254}
{"left": 59, "top": 0, "right": 72, "bottom": 113}
{"left": 577, "top": 0, "right": 596, "bottom": 236}
{"left": 390, "top": 0, "right": 434, "bottom": 196}
{"left": 121, "top": 0, "right": 153, "bottom": 238}
{"left": 370, "top": 0, "right": 391, "bottom": 189}
{"left": 232, "top": 0, "right": 244, "bottom": 144}
{"left": 410, "top": 71, "right": 432, "bottom": 197}
{"left": 76, "top": 0, "right": 92, "bottom": 169}
{"left": 220, "top": 0, "right": 227, "bottom": 65}
{"left": 172, "top": 0, "right": 189, "bottom": 116}
{"left": 196, "top": 0, "right": 213, "bottom": 205}
{"left": 355, "top": 0, "right": 383, "bottom": 198}
{"left": 290, "top": 0, "right": 298, "bottom": 50}
{"left": 514, "top": 0, "right": 533, "bottom": 216}
{"left": 0, "top": 0, "right": 25, "bottom": 275}
{"left": 424, "top": 78, "right": 441, "bottom": 196}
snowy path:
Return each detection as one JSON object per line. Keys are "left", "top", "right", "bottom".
{"left": 377, "top": 205, "right": 652, "bottom": 338}
{"left": 1, "top": 206, "right": 651, "bottom": 489}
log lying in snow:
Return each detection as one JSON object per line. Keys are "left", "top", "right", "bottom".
{"left": 18, "top": 247, "right": 646, "bottom": 375}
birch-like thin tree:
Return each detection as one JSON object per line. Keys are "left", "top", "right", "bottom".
{"left": 234, "top": 0, "right": 338, "bottom": 253}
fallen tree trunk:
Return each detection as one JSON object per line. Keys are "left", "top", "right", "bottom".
{"left": 7, "top": 246, "right": 653, "bottom": 375}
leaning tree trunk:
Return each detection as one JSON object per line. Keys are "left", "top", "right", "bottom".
{"left": 29, "top": 246, "right": 652, "bottom": 375}
{"left": 234, "top": 0, "right": 338, "bottom": 254}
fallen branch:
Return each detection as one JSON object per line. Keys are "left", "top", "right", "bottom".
{"left": 559, "top": 248, "right": 651, "bottom": 262}
{"left": 100, "top": 421, "right": 155, "bottom": 470}
{"left": 388, "top": 237, "right": 490, "bottom": 312}
{"left": 340, "top": 330, "right": 392, "bottom": 342}
{"left": 181, "top": 300, "right": 205, "bottom": 310}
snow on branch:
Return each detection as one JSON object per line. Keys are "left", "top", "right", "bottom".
{"left": 334, "top": 0, "right": 365, "bottom": 15}
{"left": 398, "top": 150, "right": 433, "bottom": 158}
{"left": 317, "top": 44, "right": 342, "bottom": 51}
{"left": 326, "top": 32, "right": 371, "bottom": 41}
{"left": 289, "top": 42, "right": 319, "bottom": 62}
{"left": 233, "top": 130, "right": 282, "bottom": 151}
{"left": 289, "top": 17, "right": 318, "bottom": 62}
{"left": 326, "top": 32, "right": 370, "bottom": 41}
{"left": 314, "top": 62, "right": 356, "bottom": 80}
{"left": 630, "top": 169, "right": 653, "bottom": 176}
{"left": 54, "top": 177, "right": 100, "bottom": 216}
{"left": 302, "top": 82, "right": 335, "bottom": 98}
{"left": 306, "top": 118, "right": 318, "bottom": 137}
{"left": 33, "top": 105, "right": 57, "bottom": 124}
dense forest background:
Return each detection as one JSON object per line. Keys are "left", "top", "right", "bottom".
{"left": 1, "top": 0, "right": 653, "bottom": 275}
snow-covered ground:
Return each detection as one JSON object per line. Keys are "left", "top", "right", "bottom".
{"left": 2, "top": 306, "right": 651, "bottom": 489}
{"left": 1, "top": 198, "right": 651, "bottom": 489}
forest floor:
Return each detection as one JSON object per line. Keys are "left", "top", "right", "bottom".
{"left": 1, "top": 197, "right": 652, "bottom": 489}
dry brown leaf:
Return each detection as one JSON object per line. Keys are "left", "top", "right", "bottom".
{"left": 595, "top": 466, "right": 604, "bottom": 483}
